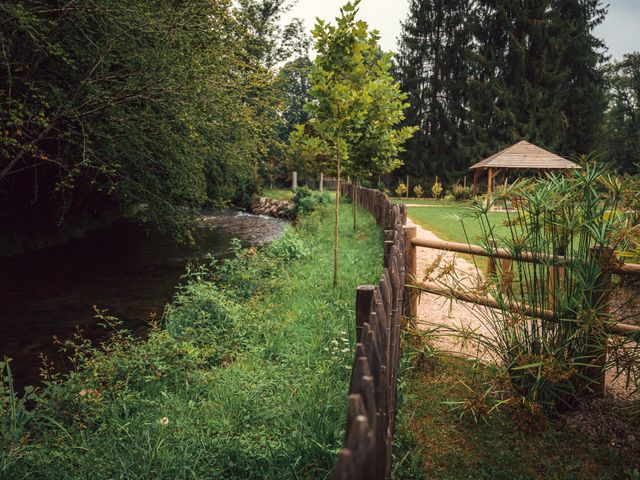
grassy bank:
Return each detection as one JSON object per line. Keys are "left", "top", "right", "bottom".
{"left": 1, "top": 201, "right": 382, "bottom": 479}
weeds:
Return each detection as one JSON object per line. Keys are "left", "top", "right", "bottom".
{"left": 0, "top": 202, "right": 382, "bottom": 479}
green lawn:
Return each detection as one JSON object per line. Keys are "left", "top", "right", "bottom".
{"left": 406, "top": 203, "right": 511, "bottom": 245}
{"left": 262, "top": 188, "right": 294, "bottom": 201}
{"left": 390, "top": 197, "right": 459, "bottom": 206}
{"left": 394, "top": 354, "right": 640, "bottom": 480}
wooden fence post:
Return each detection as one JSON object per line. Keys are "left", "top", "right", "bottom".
{"left": 500, "top": 258, "right": 513, "bottom": 297}
{"left": 586, "top": 246, "right": 613, "bottom": 397}
{"left": 487, "top": 240, "right": 498, "bottom": 276}
{"left": 356, "top": 286, "right": 376, "bottom": 343}
{"left": 403, "top": 226, "right": 417, "bottom": 318}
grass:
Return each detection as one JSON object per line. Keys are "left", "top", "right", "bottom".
{"left": 394, "top": 354, "right": 640, "bottom": 480}
{"left": 0, "top": 201, "right": 382, "bottom": 479}
{"left": 406, "top": 203, "right": 510, "bottom": 245}
{"left": 262, "top": 188, "right": 294, "bottom": 201}
{"left": 390, "top": 197, "right": 459, "bottom": 206}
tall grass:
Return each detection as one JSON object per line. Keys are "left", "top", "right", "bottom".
{"left": 435, "top": 160, "right": 640, "bottom": 414}
{"left": 0, "top": 201, "right": 382, "bottom": 479}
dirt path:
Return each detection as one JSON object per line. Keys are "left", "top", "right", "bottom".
{"left": 407, "top": 218, "right": 496, "bottom": 359}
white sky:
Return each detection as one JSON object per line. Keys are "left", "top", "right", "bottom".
{"left": 282, "top": 0, "right": 639, "bottom": 61}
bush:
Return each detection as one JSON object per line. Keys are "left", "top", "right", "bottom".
{"left": 431, "top": 177, "right": 443, "bottom": 199}
{"left": 452, "top": 183, "right": 472, "bottom": 200}
{"left": 293, "top": 188, "right": 331, "bottom": 215}
{"left": 413, "top": 184, "right": 424, "bottom": 198}
{"left": 442, "top": 160, "right": 640, "bottom": 415}
{"left": 395, "top": 182, "right": 407, "bottom": 196}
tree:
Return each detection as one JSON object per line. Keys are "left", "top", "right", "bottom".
{"left": 306, "top": 0, "right": 415, "bottom": 286}
{"left": 396, "top": 0, "right": 608, "bottom": 178}
{"left": 0, "top": 0, "right": 303, "bottom": 246}
{"left": 601, "top": 53, "right": 640, "bottom": 173}
{"left": 396, "top": 0, "right": 472, "bottom": 180}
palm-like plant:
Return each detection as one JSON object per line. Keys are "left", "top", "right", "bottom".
{"left": 436, "top": 159, "right": 640, "bottom": 414}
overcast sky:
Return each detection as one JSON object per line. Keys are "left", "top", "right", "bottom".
{"left": 282, "top": 0, "right": 639, "bottom": 61}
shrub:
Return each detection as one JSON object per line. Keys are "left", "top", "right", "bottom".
{"left": 431, "top": 177, "right": 443, "bottom": 199}
{"left": 452, "top": 183, "right": 472, "bottom": 200}
{"left": 395, "top": 182, "right": 407, "bottom": 196}
{"left": 413, "top": 184, "right": 424, "bottom": 198}
{"left": 293, "top": 187, "right": 330, "bottom": 214}
{"left": 435, "top": 160, "right": 640, "bottom": 415}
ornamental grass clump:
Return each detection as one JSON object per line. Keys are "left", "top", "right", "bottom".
{"left": 437, "top": 159, "right": 640, "bottom": 417}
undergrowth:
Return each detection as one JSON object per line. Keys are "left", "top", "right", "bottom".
{"left": 1, "top": 201, "right": 382, "bottom": 479}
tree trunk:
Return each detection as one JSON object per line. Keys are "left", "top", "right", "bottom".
{"left": 353, "top": 179, "right": 357, "bottom": 232}
{"left": 333, "top": 148, "right": 341, "bottom": 288}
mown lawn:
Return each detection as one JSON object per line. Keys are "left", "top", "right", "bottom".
{"left": 262, "top": 188, "right": 294, "bottom": 201}
{"left": 405, "top": 203, "right": 511, "bottom": 246}
{"left": 394, "top": 354, "right": 640, "bottom": 480}
{"left": 1, "top": 201, "right": 382, "bottom": 479}
{"left": 390, "top": 197, "right": 459, "bottom": 206}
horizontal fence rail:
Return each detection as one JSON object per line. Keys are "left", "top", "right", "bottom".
{"left": 333, "top": 183, "right": 407, "bottom": 480}
{"left": 406, "top": 236, "right": 640, "bottom": 336}
{"left": 406, "top": 227, "right": 640, "bottom": 396}
{"left": 410, "top": 236, "right": 640, "bottom": 276}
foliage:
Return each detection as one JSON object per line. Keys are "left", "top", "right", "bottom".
{"left": 413, "top": 184, "right": 424, "bottom": 198}
{"left": 0, "top": 201, "right": 383, "bottom": 479}
{"left": 0, "top": 0, "right": 304, "bottom": 241}
{"left": 601, "top": 52, "right": 640, "bottom": 174}
{"left": 431, "top": 177, "right": 443, "bottom": 199}
{"left": 396, "top": 0, "right": 471, "bottom": 180}
{"left": 396, "top": 0, "right": 608, "bottom": 180}
{"left": 452, "top": 183, "right": 473, "bottom": 200}
{"left": 434, "top": 160, "right": 640, "bottom": 413}
{"left": 395, "top": 182, "right": 408, "bottom": 197}
{"left": 304, "top": 0, "right": 415, "bottom": 285}
{"left": 394, "top": 355, "right": 640, "bottom": 479}
{"left": 293, "top": 188, "right": 331, "bottom": 215}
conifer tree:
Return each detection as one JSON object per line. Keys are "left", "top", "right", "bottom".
{"left": 396, "top": 0, "right": 472, "bottom": 180}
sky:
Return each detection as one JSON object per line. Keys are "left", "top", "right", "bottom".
{"left": 282, "top": 0, "right": 639, "bottom": 61}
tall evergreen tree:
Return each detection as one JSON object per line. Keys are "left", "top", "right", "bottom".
{"left": 397, "top": 0, "right": 608, "bottom": 176}
{"left": 552, "top": 0, "right": 607, "bottom": 155}
{"left": 396, "top": 0, "right": 472, "bottom": 180}
{"left": 601, "top": 53, "right": 640, "bottom": 173}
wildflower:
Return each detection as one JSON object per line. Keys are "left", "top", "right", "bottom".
{"left": 160, "top": 417, "right": 169, "bottom": 426}
{"left": 341, "top": 348, "right": 350, "bottom": 353}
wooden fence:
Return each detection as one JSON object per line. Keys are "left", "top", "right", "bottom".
{"left": 332, "top": 183, "right": 409, "bottom": 480}
{"left": 404, "top": 231, "right": 640, "bottom": 394}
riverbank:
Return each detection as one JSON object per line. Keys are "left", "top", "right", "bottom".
{"left": 0, "top": 211, "right": 287, "bottom": 390}
{"left": 1, "top": 201, "right": 382, "bottom": 479}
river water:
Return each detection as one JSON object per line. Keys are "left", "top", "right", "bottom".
{"left": 0, "top": 211, "right": 288, "bottom": 389}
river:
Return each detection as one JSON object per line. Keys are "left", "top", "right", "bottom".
{"left": 0, "top": 211, "right": 288, "bottom": 389}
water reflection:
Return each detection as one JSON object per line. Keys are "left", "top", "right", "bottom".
{"left": 0, "top": 211, "right": 287, "bottom": 388}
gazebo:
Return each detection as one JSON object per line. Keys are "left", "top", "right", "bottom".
{"left": 469, "top": 140, "right": 581, "bottom": 199}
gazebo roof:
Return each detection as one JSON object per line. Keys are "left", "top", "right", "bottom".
{"left": 469, "top": 140, "right": 581, "bottom": 170}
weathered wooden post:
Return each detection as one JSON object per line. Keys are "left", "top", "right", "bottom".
{"left": 487, "top": 240, "right": 498, "bottom": 276}
{"left": 500, "top": 257, "right": 513, "bottom": 297}
{"left": 292, "top": 171, "right": 298, "bottom": 189}
{"left": 405, "top": 174, "right": 409, "bottom": 198}
{"left": 586, "top": 246, "right": 613, "bottom": 397}
{"left": 403, "top": 225, "right": 418, "bottom": 318}
{"left": 355, "top": 286, "right": 376, "bottom": 343}
{"left": 319, "top": 172, "right": 324, "bottom": 191}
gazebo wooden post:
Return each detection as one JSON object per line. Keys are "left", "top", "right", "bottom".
{"left": 487, "top": 168, "right": 494, "bottom": 201}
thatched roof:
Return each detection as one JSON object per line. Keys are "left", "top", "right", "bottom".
{"left": 469, "top": 140, "right": 581, "bottom": 170}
